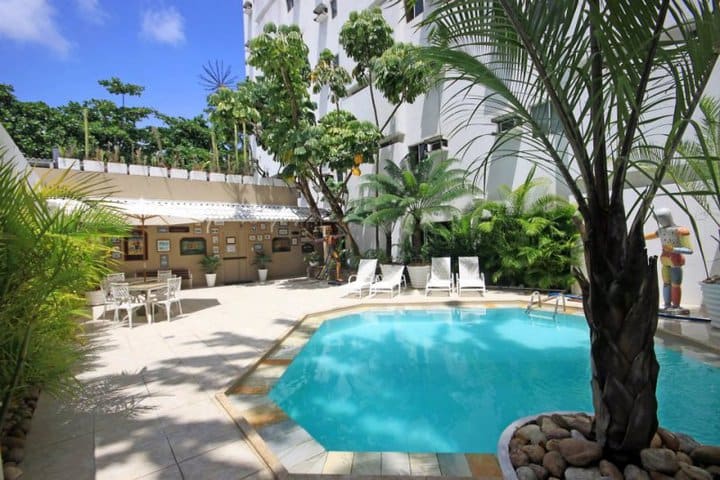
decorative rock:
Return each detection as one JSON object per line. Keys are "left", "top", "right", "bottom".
{"left": 6, "top": 447, "right": 24, "bottom": 464}
{"left": 625, "top": 464, "right": 651, "bottom": 480}
{"left": 517, "top": 424, "right": 548, "bottom": 445}
{"left": 657, "top": 428, "right": 680, "bottom": 451}
{"left": 546, "top": 428, "right": 571, "bottom": 440}
{"left": 676, "top": 433, "right": 701, "bottom": 454}
{"left": 551, "top": 414, "right": 570, "bottom": 429}
{"left": 704, "top": 465, "right": 720, "bottom": 479}
{"left": 523, "top": 444, "right": 546, "bottom": 464}
{"left": 677, "top": 452, "right": 693, "bottom": 465}
{"left": 649, "top": 471, "right": 673, "bottom": 480}
{"left": 571, "top": 429, "right": 588, "bottom": 440}
{"left": 546, "top": 439, "right": 561, "bottom": 452}
{"left": 677, "top": 462, "right": 713, "bottom": 480}
{"left": 565, "top": 466, "right": 602, "bottom": 480}
{"left": 517, "top": 466, "right": 538, "bottom": 480}
{"left": 599, "top": 459, "right": 624, "bottom": 480}
{"left": 529, "top": 464, "right": 549, "bottom": 480}
{"left": 541, "top": 417, "right": 560, "bottom": 433}
{"left": 3, "top": 464, "right": 23, "bottom": 480}
{"left": 512, "top": 436, "right": 530, "bottom": 449}
{"left": 511, "top": 449, "right": 531, "bottom": 467}
{"left": 543, "top": 451, "right": 567, "bottom": 478}
{"left": 691, "top": 447, "right": 720, "bottom": 467}
{"left": 652, "top": 433, "right": 663, "bottom": 448}
{"left": 558, "top": 438, "right": 603, "bottom": 467}
{"left": 565, "top": 415, "right": 593, "bottom": 438}
{"left": 641, "top": 449, "right": 679, "bottom": 475}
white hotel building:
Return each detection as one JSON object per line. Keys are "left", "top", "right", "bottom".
{"left": 242, "top": 0, "right": 720, "bottom": 309}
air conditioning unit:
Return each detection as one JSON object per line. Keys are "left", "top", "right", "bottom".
{"left": 313, "top": 3, "right": 328, "bottom": 22}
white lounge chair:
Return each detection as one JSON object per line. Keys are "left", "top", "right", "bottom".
{"left": 425, "top": 257, "right": 453, "bottom": 296}
{"left": 380, "top": 263, "right": 406, "bottom": 290}
{"left": 457, "top": 256, "right": 486, "bottom": 296}
{"left": 342, "top": 258, "right": 378, "bottom": 297}
{"left": 370, "top": 264, "right": 405, "bottom": 298}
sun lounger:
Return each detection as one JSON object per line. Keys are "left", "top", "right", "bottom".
{"left": 425, "top": 257, "right": 453, "bottom": 296}
{"left": 341, "top": 258, "right": 378, "bottom": 298}
{"left": 370, "top": 264, "right": 405, "bottom": 298}
{"left": 456, "top": 256, "right": 486, "bottom": 296}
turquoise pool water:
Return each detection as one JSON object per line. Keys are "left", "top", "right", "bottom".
{"left": 269, "top": 308, "right": 720, "bottom": 453}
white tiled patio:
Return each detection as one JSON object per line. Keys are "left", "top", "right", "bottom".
{"left": 19, "top": 279, "right": 720, "bottom": 479}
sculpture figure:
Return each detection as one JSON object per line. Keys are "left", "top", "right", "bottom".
{"left": 645, "top": 208, "right": 693, "bottom": 314}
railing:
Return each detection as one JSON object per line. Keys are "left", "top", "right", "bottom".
{"left": 526, "top": 291, "right": 566, "bottom": 322}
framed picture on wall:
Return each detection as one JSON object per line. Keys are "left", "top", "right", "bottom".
{"left": 156, "top": 239, "right": 170, "bottom": 252}
{"left": 291, "top": 237, "right": 298, "bottom": 245}
{"left": 279, "top": 221, "right": 289, "bottom": 227}
{"left": 226, "top": 236, "right": 236, "bottom": 244}
{"left": 250, "top": 225, "right": 257, "bottom": 233}
{"left": 124, "top": 230, "right": 146, "bottom": 261}
{"left": 193, "top": 226, "right": 203, "bottom": 234}
{"left": 278, "top": 228, "right": 289, "bottom": 236}
{"left": 111, "top": 250, "right": 123, "bottom": 260}
{"left": 212, "top": 236, "right": 219, "bottom": 244}
{"left": 210, "top": 227, "right": 219, "bottom": 234}
{"left": 264, "top": 234, "right": 271, "bottom": 240}
{"left": 253, "top": 243, "right": 264, "bottom": 253}
{"left": 260, "top": 223, "right": 266, "bottom": 230}
{"left": 212, "top": 246, "right": 220, "bottom": 254}
{"left": 179, "top": 237, "right": 206, "bottom": 255}
{"left": 159, "top": 254, "right": 169, "bottom": 268}
{"left": 226, "top": 244, "right": 236, "bottom": 253}
{"left": 157, "top": 226, "right": 168, "bottom": 233}
{"left": 249, "top": 234, "right": 256, "bottom": 241}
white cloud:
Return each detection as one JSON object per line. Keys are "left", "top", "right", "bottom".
{"left": 75, "top": 0, "right": 107, "bottom": 25}
{"left": 140, "top": 6, "right": 185, "bottom": 46}
{"left": 0, "top": 0, "right": 70, "bottom": 56}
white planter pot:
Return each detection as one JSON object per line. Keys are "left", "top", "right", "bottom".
{"left": 128, "top": 164, "right": 149, "bottom": 176}
{"left": 149, "top": 166, "right": 168, "bottom": 177}
{"left": 701, "top": 281, "right": 720, "bottom": 328}
{"left": 205, "top": 273, "right": 217, "bottom": 287}
{"left": 85, "top": 290, "right": 105, "bottom": 306}
{"left": 258, "top": 269, "right": 268, "bottom": 282}
{"left": 406, "top": 265, "right": 430, "bottom": 289}
{"left": 106, "top": 162, "right": 127, "bottom": 174}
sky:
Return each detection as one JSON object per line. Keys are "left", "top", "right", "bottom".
{"left": 0, "top": 0, "right": 246, "bottom": 120}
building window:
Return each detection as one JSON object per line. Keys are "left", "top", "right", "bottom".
{"left": 333, "top": 54, "right": 340, "bottom": 66}
{"left": 408, "top": 136, "right": 448, "bottom": 165}
{"left": 286, "top": 0, "right": 294, "bottom": 11}
{"left": 493, "top": 114, "right": 521, "bottom": 134}
{"left": 405, "top": 0, "right": 424, "bottom": 22}
{"left": 330, "top": 0, "right": 337, "bottom": 18}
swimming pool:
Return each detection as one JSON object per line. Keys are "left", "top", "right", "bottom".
{"left": 269, "top": 308, "right": 720, "bottom": 453}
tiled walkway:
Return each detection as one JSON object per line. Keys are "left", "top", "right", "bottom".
{"left": 19, "top": 280, "right": 720, "bottom": 479}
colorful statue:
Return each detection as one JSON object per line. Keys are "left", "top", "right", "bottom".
{"left": 644, "top": 208, "right": 693, "bottom": 314}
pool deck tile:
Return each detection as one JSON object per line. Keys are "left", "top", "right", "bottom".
{"left": 280, "top": 437, "right": 328, "bottom": 470}
{"left": 465, "top": 454, "right": 502, "bottom": 478}
{"left": 352, "top": 452, "right": 383, "bottom": 475}
{"left": 438, "top": 454, "right": 472, "bottom": 477}
{"left": 243, "top": 402, "right": 288, "bottom": 428}
{"left": 409, "top": 453, "right": 442, "bottom": 476}
{"left": 323, "top": 451, "right": 354, "bottom": 474}
{"left": 381, "top": 452, "right": 411, "bottom": 475}
{"left": 288, "top": 452, "right": 329, "bottom": 474}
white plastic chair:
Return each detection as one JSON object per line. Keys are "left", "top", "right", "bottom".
{"left": 100, "top": 273, "right": 126, "bottom": 318}
{"left": 342, "top": 259, "right": 378, "bottom": 297}
{"left": 370, "top": 264, "right": 405, "bottom": 298}
{"left": 157, "top": 270, "right": 173, "bottom": 281}
{"left": 380, "top": 263, "right": 406, "bottom": 290}
{"left": 110, "top": 283, "right": 146, "bottom": 328}
{"left": 152, "top": 276, "right": 183, "bottom": 322}
{"left": 456, "top": 256, "right": 486, "bottom": 296}
{"left": 425, "top": 257, "right": 453, "bottom": 296}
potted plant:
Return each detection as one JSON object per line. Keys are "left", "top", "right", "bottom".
{"left": 200, "top": 255, "right": 222, "bottom": 287}
{"left": 353, "top": 152, "right": 471, "bottom": 288}
{"left": 304, "top": 250, "right": 322, "bottom": 267}
{"left": 253, "top": 250, "right": 272, "bottom": 282}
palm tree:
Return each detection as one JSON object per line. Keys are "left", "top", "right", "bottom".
{"left": 421, "top": 0, "right": 719, "bottom": 462}
{"left": 355, "top": 152, "right": 472, "bottom": 263}
{"left": 0, "top": 154, "right": 127, "bottom": 431}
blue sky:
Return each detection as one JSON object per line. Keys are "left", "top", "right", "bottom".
{"left": 0, "top": 0, "right": 246, "bottom": 119}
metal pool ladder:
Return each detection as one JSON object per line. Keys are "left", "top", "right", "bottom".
{"left": 526, "top": 291, "right": 566, "bottom": 321}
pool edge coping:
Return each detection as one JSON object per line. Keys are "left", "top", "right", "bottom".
{"left": 215, "top": 299, "right": 719, "bottom": 480}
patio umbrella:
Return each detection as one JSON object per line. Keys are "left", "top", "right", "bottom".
{"left": 106, "top": 198, "right": 203, "bottom": 280}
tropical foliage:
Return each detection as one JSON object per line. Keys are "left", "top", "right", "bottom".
{"left": 243, "top": 23, "right": 382, "bottom": 255}
{"left": 352, "top": 152, "right": 472, "bottom": 263}
{"left": 0, "top": 154, "right": 128, "bottom": 431}
{"left": 422, "top": 0, "right": 720, "bottom": 461}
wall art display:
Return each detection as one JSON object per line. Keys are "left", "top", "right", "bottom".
{"left": 156, "top": 239, "right": 171, "bottom": 252}
{"left": 179, "top": 237, "right": 206, "bottom": 255}
{"left": 226, "top": 236, "right": 236, "bottom": 244}
{"left": 249, "top": 234, "right": 256, "bottom": 241}
{"left": 278, "top": 228, "right": 289, "bottom": 236}
{"left": 159, "top": 254, "right": 169, "bottom": 267}
{"left": 124, "top": 230, "right": 146, "bottom": 261}
{"left": 291, "top": 237, "right": 298, "bottom": 245}
{"left": 193, "top": 226, "right": 203, "bottom": 234}
{"left": 260, "top": 223, "right": 266, "bottom": 230}
{"left": 212, "top": 246, "right": 220, "bottom": 254}
{"left": 169, "top": 226, "right": 190, "bottom": 233}
{"left": 210, "top": 227, "right": 219, "bottom": 234}
{"left": 212, "top": 236, "right": 219, "bottom": 244}
{"left": 264, "top": 234, "right": 271, "bottom": 240}
{"left": 157, "top": 226, "right": 168, "bottom": 233}
{"left": 272, "top": 237, "right": 291, "bottom": 252}
{"left": 226, "top": 244, "right": 237, "bottom": 253}
{"left": 253, "top": 243, "right": 264, "bottom": 253}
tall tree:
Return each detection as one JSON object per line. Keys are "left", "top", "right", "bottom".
{"left": 98, "top": 77, "right": 144, "bottom": 109}
{"left": 339, "top": 7, "right": 440, "bottom": 248}
{"left": 245, "top": 23, "right": 381, "bottom": 256}
{"left": 422, "top": 0, "right": 719, "bottom": 462}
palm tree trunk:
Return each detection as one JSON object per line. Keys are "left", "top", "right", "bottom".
{"left": 579, "top": 205, "right": 660, "bottom": 464}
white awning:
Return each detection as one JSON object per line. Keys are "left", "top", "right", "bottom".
{"left": 101, "top": 198, "right": 322, "bottom": 223}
